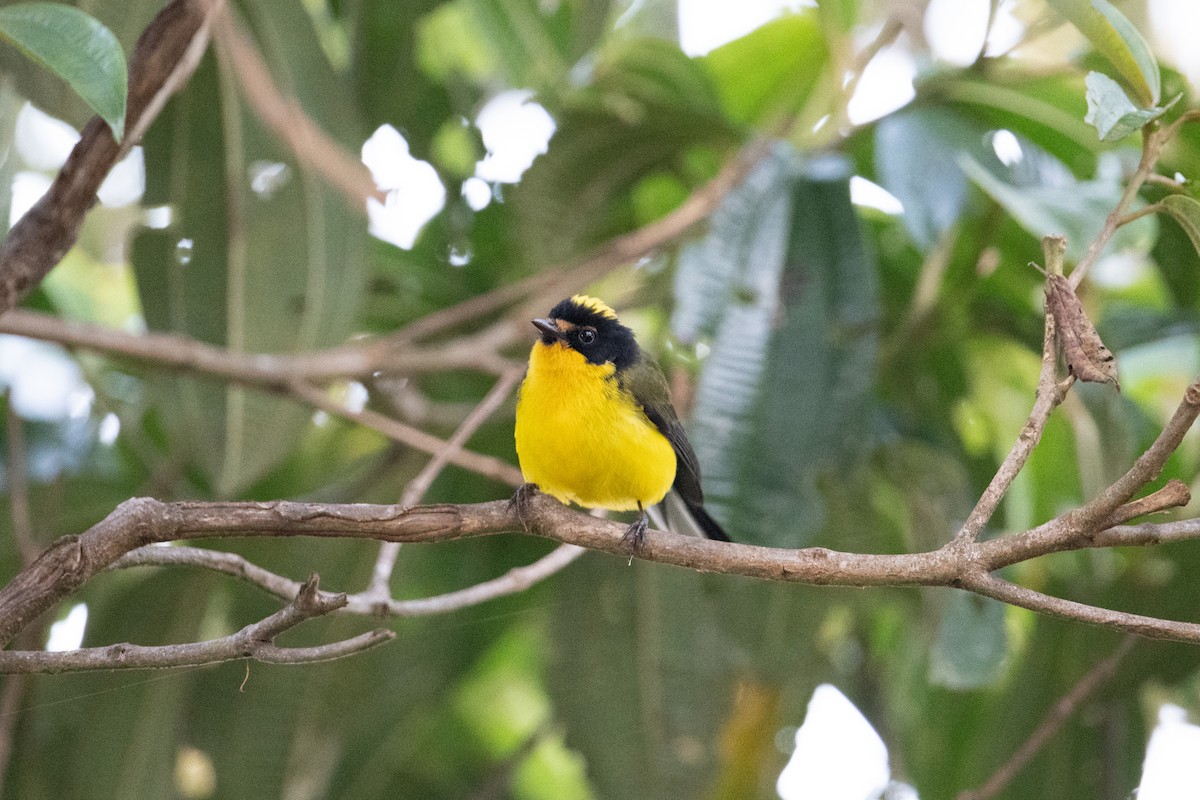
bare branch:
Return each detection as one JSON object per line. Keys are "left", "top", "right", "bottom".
{"left": 212, "top": 8, "right": 382, "bottom": 212}
{"left": 112, "top": 544, "right": 306, "bottom": 598}
{"left": 960, "top": 571, "right": 1195, "bottom": 641}
{"left": 1069, "top": 125, "right": 1168, "bottom": 289}
{"left": 368, "top": 367, "right": 525, "bottom": 599}
{"left": 954, "top": 289, "right": 1072, "bottom": 545}
{"left": 286, "top": 379, "right": 523, "bottom": 486}
{"left": 1095, "top": 518, "right": 1200, "bottom": 547}
{"left": 1099, "top": 479, "right": 1191, "bottom": 529}
{"left": 6, "top": 473, "right": 1200, "bottom": 660}
{"left": 0, "top": 0, "right": 223, "bottom": 315}
{"left": 111, "top": 539, "right": 584, "bottom": 618}
{"left": 389, "top": 134, "right": 779, "bottom": 344}
{"left": 0, "top": 310, "right": 518, "bottom": 386}
{"left": 359, "top": 544, "right": 585, "bottom": 617}
{"left": 0, "top": 575, "right": 393, "bottom": 674}
{"left": 957, "top": 635, "right": 1136, "bottom": 800}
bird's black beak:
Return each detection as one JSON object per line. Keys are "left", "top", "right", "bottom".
{"left": 532, "top": 318, "right": 563, "bottom": 344}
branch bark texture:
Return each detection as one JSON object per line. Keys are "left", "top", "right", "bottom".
{"left": 0, "top": 468, "right": 1197, "bottom": 669}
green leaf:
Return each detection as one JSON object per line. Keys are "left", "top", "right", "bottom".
{"left": 958, "top": 152, "right": 1157, "bottom": 263}
{"left": 702, "top": 10, "right": 827, "bottom": 126}
{"left": 1046, "top": 0, "right": 1159, "bottom": 106}
{"left": 930, "top": 593, "right": 1009, "bottom": 689}
{"left": 0, "top": 2, "right": 126, "bottom": 138}
{"left": 461, "top": 0, "right": 577, "bottom": 92}
{"left": 937, "top": 74, "right": 1101, "bottom": 176}
{"left": 679, "top": 150, "right": 879, "bottom": 547}
{"left": 547, "top": 559, "right": 737, "bottom": 798}
{"left": 875, "top": 108, "right": 986, "bottom": 249}
{"left": 1161, "top": 194, "right": 1200, "bottom": 260}
{"left": 1083, "top": 71, "right": 1172, "bottom": 142}
{"left": 131, "top": 4, "right": 368, "bottom": 495}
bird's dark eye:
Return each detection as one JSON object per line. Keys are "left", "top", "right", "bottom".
{"left": 577, "top": 328, "right": 597, "bottom": 345}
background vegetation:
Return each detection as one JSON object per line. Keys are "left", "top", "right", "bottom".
{"left": 3, "top": 0, "right": 1200, "bottom": 798}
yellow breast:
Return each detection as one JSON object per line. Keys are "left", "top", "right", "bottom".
{"left": 514, "top": 341, "right": 676, "bottom": 511}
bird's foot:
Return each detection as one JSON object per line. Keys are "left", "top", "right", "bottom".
{"left": 509, "top": 483, "right": 539, "bottom": 531}
{"left": 620, "top": 513, "right": 648, "bottom": 565}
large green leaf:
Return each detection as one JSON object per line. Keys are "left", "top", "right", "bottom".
{"left": 1083, "top": 70, "right": 1173, "bottom": 142}
{"left": 874, "top": 108, "right": 988, "bottom": 250}
{"left": 546, "top": 557, "right": 736, "bottom": 798}
{"left": 701, "top": 10, "right": 828, "bottom": 127}
{"left": 680, "top": 149, "right": 879, "bottom": 547}
{"left": 0, "top": 0, "right": 157, "bottom": 130}
{"left": 0, "top": 2, "right": 125, "bottom": 137}
{"left": 959, "top": 150, "right": 1157, "bottom": 264}
{"left": 131, "top": 3, "right": 367, "bottom": 495}
{"left": 353, "top": 0, "right": 455, "bottom": 160}
{"left": 463, "top": 0, "right": 611, "bottom": 93}
{"left": 935, "top": 73, "right": 1101, "bottom": 176}
{"left": 1047, "top": 0, "right": 1160, "bottom": 106}
{"left": 1161, "top": 193, "right": 1200, "bottom": 259}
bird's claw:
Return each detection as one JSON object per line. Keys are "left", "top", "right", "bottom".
{"left": 509, "top": 483, "right": 539, "bottom": 531}
{"left": 620, "top": 514, "right": 648, "bottom": 564}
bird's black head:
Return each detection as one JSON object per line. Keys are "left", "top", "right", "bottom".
{"left": 533, "top": 295, "right": 639, "bottom": 370}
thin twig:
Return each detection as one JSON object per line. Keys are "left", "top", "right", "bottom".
{"left": 366, "top": 367, "right": 525, "bottom": 600}
{"left": 957, "top": 635, "right": 1136, "bottom": 800}
{"left": 213, "top": 8, "right": 382, "bottom": 212}
{"left": 111, "top": 540, "right": 585, "bottom": 618}
{"left": 286, "top": 379, "right": 523, "bottom": 486}
{"left": 0, "top": 310, "right": 518, "bottom": 385}
{"left": 389, "top": 134, "right": 778, "bottom": 344}
{"left": 1069, "top": 127, "right": 1164, "bottom": 289}
{"left": 953, "top": 276, "right": 1071, "bottom": 544}
{"left": 962, "top": 568, "right": 1177, "bottom": 637}
{"left": 1116, "top": 202, "right": 1163, "bottom": 227}
{"left": 362, "top": 543, "right": 584, "bottom": 617}
{"left": 0, "top": 575, "right": 393, "bottom": 673}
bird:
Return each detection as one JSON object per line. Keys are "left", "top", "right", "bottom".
{"left": 513, "top": 294, "right": 732, "bottom": 551}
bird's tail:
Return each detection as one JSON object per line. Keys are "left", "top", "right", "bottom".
{"left": 682, "top": 498, "right": 732, "bottom": 542}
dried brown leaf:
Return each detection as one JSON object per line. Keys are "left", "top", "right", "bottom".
{"left": 1046, "top": 274, "right": 1119, "bottom": 389}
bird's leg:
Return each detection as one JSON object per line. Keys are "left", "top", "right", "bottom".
{"left": 509, "top": 483, "right": 539, "bottom": 531}
{"left": 620, "top": 502, "right": 649, "bottom": 562}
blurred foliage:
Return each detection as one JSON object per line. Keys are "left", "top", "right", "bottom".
{"left": 5, "top": 1, "right": 1200, "bottom": 799}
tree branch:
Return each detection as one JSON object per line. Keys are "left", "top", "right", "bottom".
{"left": 213, "top": 7, "right": 382, "bottom": 212}
{"left": 0, "top": 310, "right": 518, "bottom": 385}
{"left": 285, "top": 379, "right": 523, "bottom": 486}
{"left": 957, "top": 635, "right": 1136, "bottom": 800}
{"left": 954, "top": 238, "right": 1073, "bottom": 545}
{"left": 0, "top": 575, "right": 393, "bottom": 674}
{"left": 3, "top": 471, "right": 1199, "bottom": 665}
{"left": 366, "top": 367, "right": 525, "bottom": 600}
{"left": 110, "top": 540, "right": 585, "bottom": 617}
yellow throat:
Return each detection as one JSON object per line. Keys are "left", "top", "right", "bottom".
{"left": 514, "top": 339, "right": 676, "bottom": 511}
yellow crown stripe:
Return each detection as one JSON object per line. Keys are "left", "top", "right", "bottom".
{"left": 569, "top": 294, "right": 618, "bottom": 320}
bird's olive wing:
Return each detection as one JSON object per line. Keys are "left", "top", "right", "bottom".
{"left": 618, "top": 356, "right": 705, "bottom": 505}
